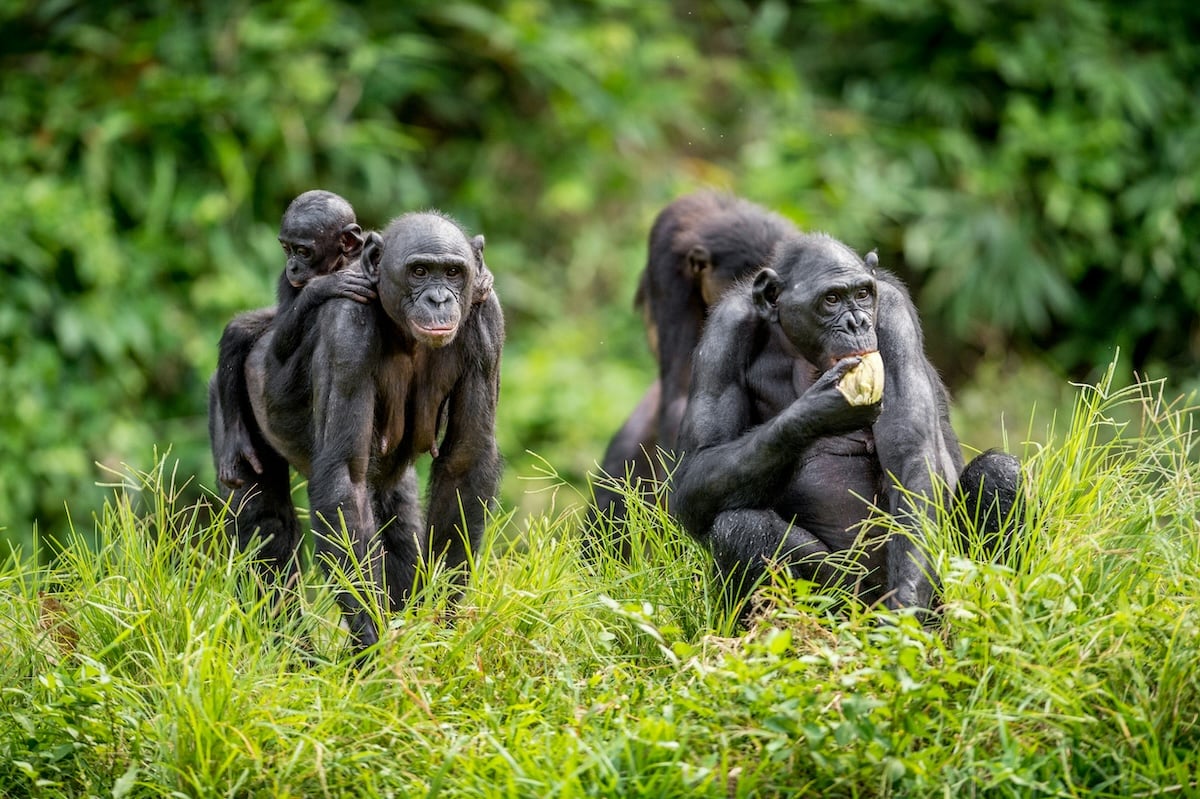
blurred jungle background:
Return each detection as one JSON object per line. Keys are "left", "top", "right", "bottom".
{"left": 2, "top": 0, "right": 1198, "bottom": 557}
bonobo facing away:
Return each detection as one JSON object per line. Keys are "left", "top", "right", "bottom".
{"left": 670, "top": 233, "right": 1021, "bottom": 613}
{"left": 213, "top": 211, "right": 503, "bottom": 653}
{"left": 209, "top": 190, "right": 378, "bottom": 489}
{"left": 588, "top": 192, "right": 795, "bottom": 544}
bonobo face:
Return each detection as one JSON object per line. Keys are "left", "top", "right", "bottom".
{"left": 754, "top": 236, "right": 878, "bottom": 369}
{"left": 279, "top": 220, "right": 335, "bottom": 288}
{"left": 374, "top": 213, "right": 480, "bottom": 348}
{"left": 277, "top": 190, "right": 360, "bottom": 288}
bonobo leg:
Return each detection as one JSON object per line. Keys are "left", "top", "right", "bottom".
{"left": 585, "top": 379, "right": 663, "bottom": 559}
{"left": 708, "top": 508, "right": 852, "bottom": 606}
{"left": 953, "top": 449, "right": 1023, "bottom": 558}
{"left": 213, "top": 312, "right": 273, "bottom": 488}
{"left": 374, "top": 466, "right": 426, "bottom": 611}
{"left": 210, "top": 377, "right": 303, "bottom": 583}
{"left": 212, "top": 441, "right": 303, "bottom": 626}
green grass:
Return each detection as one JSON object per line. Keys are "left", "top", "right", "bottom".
{"left": 2, "top": 371, "right": 1199, "bottom": 798}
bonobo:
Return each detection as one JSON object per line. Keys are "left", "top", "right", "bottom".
{"left": 210, "top": 190, "right": 378, "bottom": 489}
{"left": 589, "top": 192, "right": 795, "bottom": 541}
{"left": 670, "top": 233, "right": 1021, "bottom": 613}
{"left": 213, "top": 211, "right": 503, "bottom": 653}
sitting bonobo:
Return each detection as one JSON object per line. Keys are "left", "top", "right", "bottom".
{"left": 670, "top": 233, "right": 1021, "bottom": 613}
{"left": 212, "top": 210, "right": 504, "bottom": 654}
{"left": 589, "top": 192, "right": 797, "bottom": 536}
{"left": 209, "top": 189, "right": 379, "bottom": 489}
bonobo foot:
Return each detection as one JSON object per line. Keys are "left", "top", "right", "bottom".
{"left": 217, "top": 418, "right": 263, "bottom": 488}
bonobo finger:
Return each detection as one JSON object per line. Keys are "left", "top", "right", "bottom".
{"left": 812, "top": 356, "right": 863, "bottom": 390}
{"left": 242, "top": 447, "right": 264, "bottom": 475}
{"left": 827, "top": 355, "right": 864, "bottom": 379}
{"left": 343, "top": 290, "right": 377, "bottom": 304}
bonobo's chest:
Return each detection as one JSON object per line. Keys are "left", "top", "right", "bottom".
{"left": 745, "top": 336, "right": 820, "bottom": 421}
{"left": 373, "top": 344, "right": 462, "bottom": 465}
{"left": 747, "top": 337, "right": 885, "bottom": 543}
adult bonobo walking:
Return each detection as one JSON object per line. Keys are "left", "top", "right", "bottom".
{"left": 670, "top": 232, "right": 1020, "bottom": 614}
{"left": 216, "top": 210, "right": 503, "bottom": 654}
{"left": 588, "top": 192, "right": 795, "bottom": 547}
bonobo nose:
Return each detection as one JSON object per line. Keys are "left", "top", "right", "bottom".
{"left": 844, "top": 311, "right": 869, "bottom": 333}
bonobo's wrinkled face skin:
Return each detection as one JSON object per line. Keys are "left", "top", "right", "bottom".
{"left": 755, "top": 235, "right": 878, "bottom": 370}
{"left": 377, "top": 213, "right": 479, "bottom": 348}
{"left": 278, "top": 190, "right": 357, "bottom": 287}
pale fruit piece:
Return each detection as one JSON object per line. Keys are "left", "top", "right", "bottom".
{"left": 836, "top": 351, "right": 884, "bottom": 406}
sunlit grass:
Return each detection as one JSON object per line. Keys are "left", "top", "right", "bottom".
{"left": 2, "top": 372, "right": 1198, "bottom": 797}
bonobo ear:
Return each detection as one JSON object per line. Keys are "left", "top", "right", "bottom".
{"left": 469, "top": 234, "right": 493, "bottom": 304}
{"left": 686, "top": 244, "right": 712, "bottom": 277}
{"left": 339, "top": 223, "right": 365, "bottom": 256}
{"left": 473, "top": 265, "right": 495, "bottom": 305}
{"left": 752, "top": 268, "right": 783, "bottom": 317}
{"left": 361, "top": 231, "right": 384, "bottom": 281}
{"left": 865, "top": 250, "right": 879, "bottom": 271}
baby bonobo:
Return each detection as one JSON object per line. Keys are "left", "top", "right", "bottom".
{"left": 210, "top": 190, "right": 379, "bottom": 488}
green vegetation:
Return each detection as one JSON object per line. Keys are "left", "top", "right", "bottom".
{"left": 3, "top": 0, "right": 1199, "bottom": 551}
{"left": 1, "top": 374, "right": 1197, "bottom": 797}
{"left": 3, "top": 4, "right": 1198, "bottom": 791}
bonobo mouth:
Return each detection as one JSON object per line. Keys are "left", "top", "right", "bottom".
{"left": 413, "top": 323, "right": 457, "bottom": 345}
{"left": 826, "top": 348, "right": 877, "bottom": 370}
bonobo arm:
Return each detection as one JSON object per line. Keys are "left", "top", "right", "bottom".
{"left": 305, "top": 301, "right": 385, "bottom": 650}
{"left": 426, "top": 295, "right": 505, "bottom": 573}
{"left": 271, "top": 271, "right": 377, "bottom": 360}
{"left": 671, "top": 296, "right": 876, "bottom": 539}
{"left": 871, "top": 277, "right": 960, "bottom": 610}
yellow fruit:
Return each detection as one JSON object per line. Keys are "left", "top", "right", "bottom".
{"left": 836, "top": 351, "right": 884, "bottom": 406}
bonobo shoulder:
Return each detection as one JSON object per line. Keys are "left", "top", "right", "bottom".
{"left": 319, "top": 294, "right": 381, "bottom": 364}
{"left": 460, "top": 289, "right": 506, "bottom": 369}
{"left": 693, "top": 289, "right": 761, "bottom": 363}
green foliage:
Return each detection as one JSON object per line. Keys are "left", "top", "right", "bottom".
{"left": 2, "top": 374, "right": 1199, "bottom": 796}
{"left": 2, "top": 0, "right": 1198, "bottom": 555}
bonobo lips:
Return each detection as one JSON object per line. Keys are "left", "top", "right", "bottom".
{"left": 827, "top": 348, "right": 875, "bottom": 369}
{"left": 414, "top": 323, "right": 456, "bottom": 343}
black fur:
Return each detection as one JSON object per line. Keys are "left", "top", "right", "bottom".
{"left": 210, "top": 210, "right": 504, "bottom": 654}
{"left": 587, "top": 192, "right": 795, "bottom": 551}
{"left": 210, "top": 190, "right": 375, "bottom": 489}
{"left": 670, "top": 229, "right": 1022, "bottom": 615}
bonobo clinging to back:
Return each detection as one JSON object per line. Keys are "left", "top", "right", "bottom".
{"left": 211, "top": 210, "right": 504, "bottom": 654}
{"left": 209, "top": 189, "right": 379, "bottom": 489}
{"left": 670, "top": 232, "right": 1021, "bottom": 613}
{"left": 588, "top": 192, "right": 795, "bottom": 544}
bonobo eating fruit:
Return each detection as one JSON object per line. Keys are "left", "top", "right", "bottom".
{"left": 210, "top": 208, "right": 503, "bottom": 654}
{"left": 669, "top": 231, "right": 1022, "bottom": 614}
{"left": 209, "top": 189, "right": 378, "bottom": 489}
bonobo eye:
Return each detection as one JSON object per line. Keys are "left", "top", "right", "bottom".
{"left": 412, "top": 266, "right": 429, "bottom": 278}
{"left": 446, "top": 266, "right": 461, "bottom": 278}
{"left": 295, "top": 246, "right": 312, "bottom": 259}
{"left": 824, "top": 293, "right": 840, "bottom": 307}
{"left": 855, "top": 287, "right": 872, "bottom": 301}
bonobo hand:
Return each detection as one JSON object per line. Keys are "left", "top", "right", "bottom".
{"left": 309, "top": 272, "right": 378, "bottom": 304}
{"left": 792, "top": 356, "right": 882, "bottom": 435}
